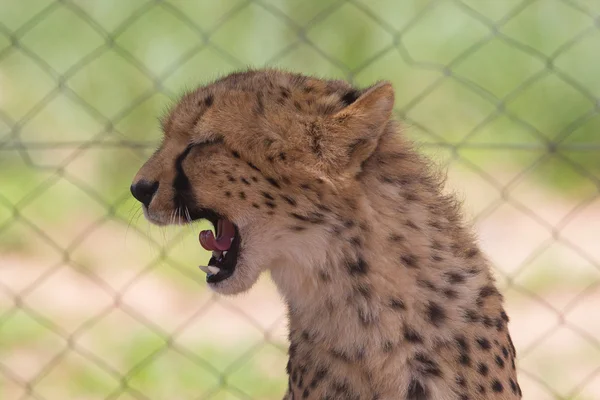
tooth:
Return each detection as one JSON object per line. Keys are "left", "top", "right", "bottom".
{"left": 223, "top": 251, "right": 228, "bottom": 257}
{"left": 199, "top": 265, "right": 210, "bottom": 274}
{"left": 230, "top": 238, "right": 234, "bottom": 243}
{"left": 208, "top": 266, "right": 220, "bottom": 275}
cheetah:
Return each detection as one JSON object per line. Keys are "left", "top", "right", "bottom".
{"left": 131, "top": 69, "right": 521, "bottom": 399}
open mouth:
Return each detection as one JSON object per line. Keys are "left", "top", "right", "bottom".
{"left": 198, "top": 216, "right": 241, "bottom": 284}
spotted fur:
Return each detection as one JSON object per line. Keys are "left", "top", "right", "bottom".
{"left": 132, "top": 69, "right": 521, "bottom": 399}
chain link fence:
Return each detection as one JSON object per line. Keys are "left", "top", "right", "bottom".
{"left": 1, "top": 0, "right": 599, "bottom": 399}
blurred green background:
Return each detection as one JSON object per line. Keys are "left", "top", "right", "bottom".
{"left": 1, "top": 0, "right": 599, "bottom": 399}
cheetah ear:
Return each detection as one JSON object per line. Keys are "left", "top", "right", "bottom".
{"left": 329, "top": 81, "right": 394, "bottom": 174}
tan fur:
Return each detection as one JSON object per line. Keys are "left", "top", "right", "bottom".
{"left": 132, "top": 69, "right": 521, "bottom": 399}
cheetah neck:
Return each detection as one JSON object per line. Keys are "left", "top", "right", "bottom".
{"left": 271, "top": 131, "right": 517, "bottom": 399}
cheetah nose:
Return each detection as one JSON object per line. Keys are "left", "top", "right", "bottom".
{"left": 130, "top": 180, "right": 159, "bottom": 207}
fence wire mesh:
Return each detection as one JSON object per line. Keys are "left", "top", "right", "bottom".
{"left": 0, "top": 0, "right": 599, "bottom": 399}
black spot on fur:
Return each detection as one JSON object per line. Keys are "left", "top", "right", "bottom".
{"left": 204, "top": 94, "right": 214, "bottom": 107}
{"left": 455, "top": 335, "right": 469, "bottom": 353}
{"left": 406, "top": 379, "right": 429, "bottom": 400}
{"left": 247, "top": 162, "right": 261, "bottom": 172}
{"left": 456, "top": 375, "right": 466, "bottom": 387}
{"left": 227, "top": 176, "right": 236, "bottom": 182}
{"left": 238, "top": 191, "right": 246, "bottom": 200}
{"left": 507, "top": 334, "right": 517, "bottom": 357}
{"left": 290, "top": 212, "right": 325, "bottom": 224}
{"left": 279, "top": 152, "right": 287, "bottom": 161}
{"left": 464, "top": 309, "right": 480, "bottom": 323}
{"left": 241, "top": 177, "right": 250, "bottom": 185}
{"left": 389, "top": 233, "right": 404, "bottom": 242}
{"left": 477, "top": 363, "right": 489, "bottom": 376}
{"left": 414, "top": 353, "right": 442, "bottom": 377}
{"left": 346, "top": 257, "right": 369, "bottom": 275}
{"left": 458, "top": 353, "right": 471, "bottom": 366}
{"left": 477, "top": 384, "right": 486, "bottom": 394}
{"left": 478, "top": 285, "right": 499, "bottom": 301}
{"left": 354, "top": 282, "right": 371, "bottom": 300}
{"left": 232, "top": 151, "right": 240, "bottom": 158}
{"left": 466, "top": 248, "right": 479, "bottom": 258}
{"left": 401, "top": 254, "right": 418, "bottom": 268}
{"left": 390, "top": 298, "right": 405, "bottom": 310}
{"left": 262, "top": 192, "right": 275, "bottom": 201}
{"left": 495, "top": 317, "right": 505, "bottom": 332}
{"left": 476, "top": 337, "right": 491, "bottom": 350}
{"left": 482, "top": 316, "right": 495, "bottom": 328}
{"left": 443, "top": 288, "right": 458, "bottom": 299}
{"left": 491, "top": 380, "right": 503, "bottom": 393}
{"left": 445, "top": 271, "right": 465, "bottom": 284}
{"left": 502, "top": 346, "right": 509, "bottom": 359}
{"left": 427, "top": 302, "right": 446, "bottom": 326}
{"left": 252, "top": 203, "right": 260, "bottom": 209}
{"left": 418, "top": 280, "right": 437, "bottom": 291}
{"left": 404, "top": 326, "right": 423, "bottom": 343}
{"left": 509, "top": 378, "right": 518, "bottom": 394}
{"left": 500, "top": 310, "right": 510, "bottom": 322}
{"left": 405, "top": 220, "right": 420, "bottom": 230}
{"left": 252, "top": 176, "right": 258, "bottom": 182}
{"left": 225, "top": 191, "right": 231, "bottom": 198}
{"left": 495, "top": 355, "right": 505, "bottom": 369}
{"left": 281, "top": 195, "right": 297, "bottom": 206}
{"left": 266, "top": 177, "right": 281, "bottom": 189}
{"left": 265, "top": 201, "right": 276, "bottom": 209}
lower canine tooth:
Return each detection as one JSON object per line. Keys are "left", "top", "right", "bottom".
{"left": 208, "top": 266, "right": 220, "bottom": 275}
{"left": 199, "top": 265, "right": 210, "bottom": 274}
{"left": 223, "top": 251, "right": 228, "bottom": 257}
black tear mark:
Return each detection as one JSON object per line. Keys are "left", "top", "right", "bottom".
{"left": 341, "top": 89, "right": 360, "bottom": 106}
{"left": 173, "top": 145, "right": 194, "bottom": 193}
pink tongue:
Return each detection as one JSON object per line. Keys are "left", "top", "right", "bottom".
{"left": 199, "top": 219, "right": 235, "bottom": 251}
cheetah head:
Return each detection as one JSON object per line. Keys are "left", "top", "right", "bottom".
{"left": 130, "top": 69, "right": 394, "bottom": 295}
